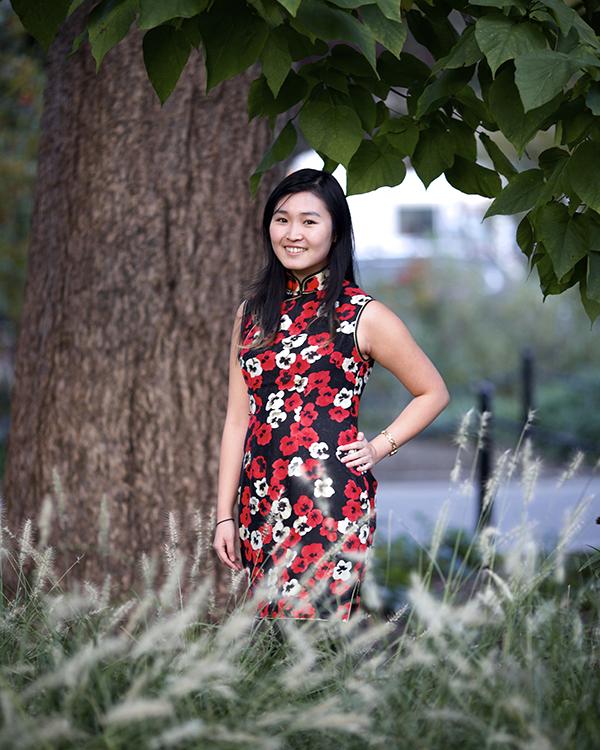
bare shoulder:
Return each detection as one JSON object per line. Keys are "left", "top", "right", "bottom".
{"left": 358, "top": 299, "right": 414, "bottom": 359}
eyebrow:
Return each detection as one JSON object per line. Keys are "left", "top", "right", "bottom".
{"left": 273, "top": 209, "right": 321, "bottom": 216}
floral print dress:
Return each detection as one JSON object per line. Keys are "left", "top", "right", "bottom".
{"left": 237, "top": 265, "right": 378, "bottom": 621}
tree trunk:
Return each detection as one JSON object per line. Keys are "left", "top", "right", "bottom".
{"left": 2, "top": 3, "right": 285, "bottom": 612}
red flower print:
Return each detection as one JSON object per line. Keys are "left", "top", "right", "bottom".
{"left": 279, "top": 434, "right": 299, "bottom": 456}
{"left": 306, "top": 508, "right": 324, "bottom": 528}
{"left": 256, "top": 423, "right": 272, "bottom": 446}
{"left": 342, "top": 499, "right": 363, "bottom": 521}
{"left": 298, "top": 403, "right": 318, "bottom": 426}
{"left": 284, "top": 392, "right": 303, "bottom": 412}
{"left": 344, "top": 479, "right": 362, "bottom": 500}
{"left": 319, "top": 517, "right": 338, "bottom": 542}
{"left": 329, "top": 406, "right": 350, "bottom": 423}
{"left": 315, "top": 386, "right": 337, "bottom": 406}
{"left": 302, "top": 543, "right": 326, "bottom": 565}
{"left": 293, "top": 495, "right": 314, "bottom": 516}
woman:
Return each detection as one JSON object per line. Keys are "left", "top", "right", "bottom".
{"left": 213, "top": 168, "right": 450, "bottom": 622}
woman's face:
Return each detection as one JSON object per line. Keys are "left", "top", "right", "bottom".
{"left": 269, "top": 190, "right": 334, "bottom": 280}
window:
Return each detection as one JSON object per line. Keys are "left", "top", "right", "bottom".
{"left": 398, "top": 206, "right": 434, "bottom": 237}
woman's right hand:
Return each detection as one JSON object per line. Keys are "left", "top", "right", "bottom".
{"left": 213, "top": 519, "right": 243, "bottom": 572}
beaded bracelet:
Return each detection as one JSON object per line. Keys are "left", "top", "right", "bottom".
{"left": 380, "top": 428, "right": 399, "bottom": 456}
{"left": 215, "top": 517, "right": 234, "bottom": 528}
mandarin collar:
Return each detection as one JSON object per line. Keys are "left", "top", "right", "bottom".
{"left": 285, "top": 265, "right": 330, "bottom": 296}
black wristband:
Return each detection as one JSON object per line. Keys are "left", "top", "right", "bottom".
{"left": 215, "top": 517, "right": 234, "bottom": 528}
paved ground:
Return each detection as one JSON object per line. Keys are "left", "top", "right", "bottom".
{"left": 370, "top": 437, "right": 599, "bottom": 554}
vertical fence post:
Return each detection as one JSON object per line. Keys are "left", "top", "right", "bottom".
{"left": 477, "top": 380, "right": 494, "bottom": 531}
{"left": 521, "top": 346, "right": 534, "bottom": 437}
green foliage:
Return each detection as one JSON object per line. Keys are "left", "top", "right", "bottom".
{"left": 9, "top": 0, "right": 600, "bottom": 322}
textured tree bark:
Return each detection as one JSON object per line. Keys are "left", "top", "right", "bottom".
{"left": 2, "top": 3, "right": 287, "bottom": 613}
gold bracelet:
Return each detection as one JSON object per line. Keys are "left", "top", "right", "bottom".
{"left": 380, "top": 428, "right": 399, "bottom": 456}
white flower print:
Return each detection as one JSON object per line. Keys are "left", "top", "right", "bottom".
{"left": 314, "top": 476, "right": 335, "bottom": 498}
{"left": 282, "top": 333, "right": 307, "bottom": 348}
{"left": 267, "top": 409, "right": 287, "bottom": 428}
{"left": 288, "top": 457, "right": 304, "bottom": 477}
{"left": 250, "top": 529, "right": 264, "bottom": 550}
{"left": 338, "top": 518, "right": 358, "bottom": 535}
{"left": 246, "top": 357, "right": 263, "bottom": 377}
{"left": 292, "top": 374, "right": 308, "bottom": 392}
{"left": 300, "top": 345, "right": 322, "bottom": 364}
{"left": 333, "top": 559, "right": 353, "bottom": 581}
{"left": 309, "top": 441, "right": 330, "bottom": 460}
{"left": 271, "top": 497, "right": 292, "bottom": 520}
{"left": 343, "top": 356, "right": 360, "bottom": 375}
{"left": 253, "top": 477, "right": 268, "bottom": 498}
{"left": 276, "top": 348, "right": 296, "bottom": 369}
{"left": 266, "top": 390, "right": 285, "bottom": 411}
{"left": 293, "top": 515, "right": 312, "bottom": 535}
{"left": 336, "top": 319, "right": 356, "bottom": 335}
{"left": 358, "top": 523, "right": 370, "bottom": 545}
{"left": 333, "top": 387, "right": 354, "bottom": 409}
{"left": 272, "top": 520, "right": 291, "bottom": 543}
{"left": 282, "top": 579, "right": 302, "bottom": 596}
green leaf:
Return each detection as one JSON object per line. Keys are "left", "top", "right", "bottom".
{"left": 138, "top": 0, "right": 208, "bottom": 30}
{"left": 585, "top": 83, "right": 600, "bottom": 115}
{"left": 376, "top": 0, "right": 402, "bottom": 22}
{"left": 88, "top": 0, "right": 138, "bottom": 71}
{"left": 11, "top": 0, "right": 72, "bottom": 52}
{"left": 514, "top": 51, "right": 582, "bottom": 112}
{"left": 248, "top": 71, "right": 308, "bottom": 122}
{"left": 587, "top": 250, "right": 600, "bottom": 303}
{"left": 348, "top": 84, "right": 378, "bottom": 132}
{"left": 377, "top": 50, "right": 430, "bottom": 89}
{"left": 406, "top": 9, "right": 457, "bottom": 60}
{"left": 431, "top": 24, "right": 482, "bottom": 74}
{"left": 567, "top": 139, "right": 600, "bottom": 212}
{"left": 484, "top": 169, "right": 544, "bottom": 218}
{"left": 347, "top": 140, "right": 406, "bottom": 195}
{"left": 540, "top": 0, "right": 600, "bottom": 50}
{"left": 276, "top": 0, "right": 301, "bottom": 15}
{"left": 360, "top": 5, "right": 407, "bottom": 57}
{"left": 534, "top": 203, "right": 589, "bottom": 279}
{"left": 479, "top": 132, "right": 516, "bottom": 178}
{"left": 143, "top": 25, "right": 192, "bottom": 104}
{"left": 298, "top": 95, "right": 364, "bottom": 167}
{"left": 261, "top": 29, "right": 293, "bottom": 97}
{"left": 487, "top": 66, "right": 560, "bottom": 156}
{"left": 474, "top": 14, "right": 546, "bottom": 76}
{"left": 411, "top": 120, "right": 455, "bottom": 188}
{"left": 580, "top": 273, "right": 600, "bottom": 325}
{"left": 250, "top": 120, "right": 298, "bottom": 196}
{"left": 378, "top": 115, "right": 419, "bottom": 156}
{"left": 415, "top": 65, "right": 474, "bottom": 118}
{"left": 197, "top": 0, "right": 269, "bottom": 92}
{"left": 445, "top": 155, "right": 501, "bottom": 198}
{"left": 447, "top": 118, "right": 477, "bottom": 161}
{"left": 295, "top": 0, "right": 377, "bottom": 72}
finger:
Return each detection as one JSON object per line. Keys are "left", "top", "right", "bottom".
{"left": 215, "top": 542, "right": 238, "bottom": 571}
{"left": 225, "top": 539, "right": 243, "bottom": 570}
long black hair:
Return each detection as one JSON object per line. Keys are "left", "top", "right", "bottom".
{"left": 239, "top": 168, "right": 361, "bottom": 352}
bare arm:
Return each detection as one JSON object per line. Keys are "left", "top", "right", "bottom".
{"left": 213, "top": 300, "right": 250, "bottom": 571}
{"left": 355, "top": 299, "right": 451, "bottom": 466}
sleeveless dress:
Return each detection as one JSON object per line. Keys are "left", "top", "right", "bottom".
{"left": 236, "top": 265, "right": 378, "bottom": 622}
